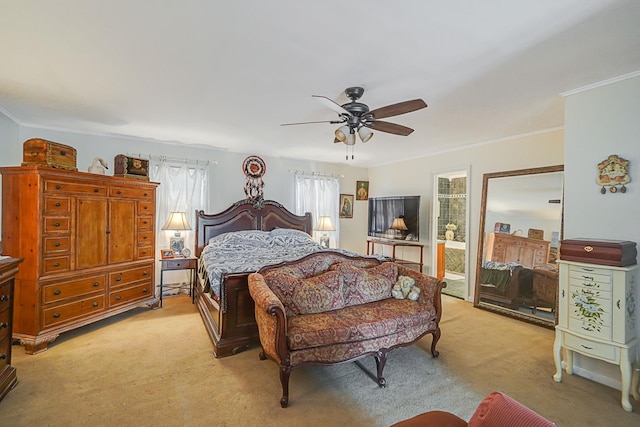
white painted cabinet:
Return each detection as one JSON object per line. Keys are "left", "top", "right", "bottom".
{"left": 553, "top": 260, "right": 640, "bottom": 411}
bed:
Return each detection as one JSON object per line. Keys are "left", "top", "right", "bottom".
{"left": 477, "top": 261, "right": 533, "bottom": 309}
{"left": 193, "top": 198, "right": 317, "bottom": 357}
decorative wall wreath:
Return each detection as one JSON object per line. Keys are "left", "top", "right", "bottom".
{"left": 242, "top": 155, "right": 266, "bottom": 200}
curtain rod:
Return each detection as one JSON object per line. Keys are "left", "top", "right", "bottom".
{"left": 127, "top": 153, "right": 217, "bottom": 165}
{"left": 289, "top": 169, "right": 344, "bottom": 178}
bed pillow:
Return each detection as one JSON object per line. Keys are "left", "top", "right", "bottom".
{"left": 330, "top": 262, "right": 397, "bottom": 307}
{"left": 269, "top": 228, "right": 314, "bottom": 246}
{"left": 263, "top": 270, "right": 345, "bottom": 316}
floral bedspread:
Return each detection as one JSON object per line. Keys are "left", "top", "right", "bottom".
{"left": 199, "top": 228, "right": 382, "bottom": 297}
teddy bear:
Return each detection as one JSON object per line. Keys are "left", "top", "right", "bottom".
{"left": 392, "top": 275, "right": 421, "bottom": 301}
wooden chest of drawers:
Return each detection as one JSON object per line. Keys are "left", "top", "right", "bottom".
{"left": 0, "top": 166, "right": 159, "bottom": 354}
{"left": 0, "top": 258, "right": 23, "bottom": 402}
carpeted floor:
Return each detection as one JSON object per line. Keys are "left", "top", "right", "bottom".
{"left": 1, "top": 295, "right": 639, "bottom": 426}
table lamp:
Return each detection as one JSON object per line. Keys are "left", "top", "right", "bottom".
{"left": 391, "top": 216, "right": 408, "bottom": 238}
{"left": 314, "top": 216, "right": 335, "bottom": 249}
{"left": 162, "top": 211, "right": 192, "bottom": 256}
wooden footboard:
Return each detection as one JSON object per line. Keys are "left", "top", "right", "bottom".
{"left": 194, "top": 272, "right": 260, "bottom": 358}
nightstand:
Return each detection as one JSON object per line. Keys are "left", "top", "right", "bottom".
{"left": 158, "top": 257, "right": 197, "bottom": 307}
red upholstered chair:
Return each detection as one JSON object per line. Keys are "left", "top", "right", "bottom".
{"left": 391, "top": 391, "right": 556, "bottom": 427}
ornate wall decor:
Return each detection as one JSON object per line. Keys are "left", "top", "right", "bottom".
{"left": 242, "top": 155, "right": 266, "bottom": 200}
{"left": 597, "top": 154, "right": 630, "bottom": 194}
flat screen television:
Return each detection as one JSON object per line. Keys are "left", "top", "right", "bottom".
{"left": 367, "top": 196, "right": 420, "bottom": 241}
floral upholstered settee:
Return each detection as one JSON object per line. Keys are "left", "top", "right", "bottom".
{"left": 247, "top": 251, "right": 445, "bottom": 408}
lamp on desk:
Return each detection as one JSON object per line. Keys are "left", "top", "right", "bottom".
{"left": 391, "top": 216, "right": 408, "bottom": 238}
{"left": 162, "top": 211, "right": 192, "bottom": 256}
{"left": 314, "top": 216, "right": 335, "bottom": 249}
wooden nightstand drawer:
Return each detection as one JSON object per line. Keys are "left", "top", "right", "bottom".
{"left": 564, "top": 333, "right": 618, "bottom": 362}
{"left": 42, "top": 296, "right": 105, "bottom": 328}
{"left": 109, "top": 265, "right": 152, "bottom": 287}
{"left": 0, "top": 308, "right": 10, "bottom": 342}
{"left": 42, "top": 275, "right": 105, "bottom": 304}
{"left": 162, "top": 258, "right": 197, "bottom": 270}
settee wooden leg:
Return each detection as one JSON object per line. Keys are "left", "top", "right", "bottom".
{"left": 259, "top": 350, "right": 267, "bottom": 360}
{"left": 431, "top": 328, "right": 441, "bottom": 358}
{"left": 374, "top": 351, "right": 387, "bottom": 387}
{"left": 279, "top": 365, "right": 291, "bottom": 408}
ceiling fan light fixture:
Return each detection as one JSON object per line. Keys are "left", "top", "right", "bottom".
{"left": 358, "top": 126, "right": 373, "bottom": 142}
{"left": 335, "top": 125, "right": 350, "bottom": 142}
{"left": 344, "top": 132, "right": 356, "bottom": 146}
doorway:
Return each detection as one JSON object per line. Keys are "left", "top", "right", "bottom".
{"left": 432, "top": 168, "right": 469, "bottom": 300}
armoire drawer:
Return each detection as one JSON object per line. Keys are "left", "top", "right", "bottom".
{"left": 43, "top": 217, "right": 70, "bottom": 233}
{"left": 44, "top": 196, "right": 71, "bottom": 213}
{"left": 110, "top": 282, "right": 152, "bottom": 308}
{"left": 42, "top": 256, "right": 70, "bottom": 275}
{"left": 42, "top": 275, "right": 105, "bottom": 304}
{"left": 43, "top": 236, "right": 70, "bottom": 254}
{"left": 109, "top": 265, "right": 152, "bottom": 288}
{"left": 137, "top": 247, "right": 153, "bottom": 259}
{"left": 44, "top": 179, "right": 107, "bottom": 195}
{"left": 138, "top": 216, "right": 153, "bottom": 230}
{"left": 110, "top": 186, "right": 153, "bottom": 200}
{"left": 138, "top": 231, "right": 153, "bottom": 246}
{"left": 42, "top": 296, "right": 106, "bottom": 328}
{"left": 138, "top": 201, "right": 154, "bottom": 214}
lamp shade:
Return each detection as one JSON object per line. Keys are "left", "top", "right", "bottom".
{"left": 161, "top": 212, "right": 192, "bottom": 231}
{"left": 391, "top": 217, "right": 408, "bottom": 231}
{"left": 358, "top": 126, "right": 373, "bottom": 142}
{"left": 335, "top": 125, "right": 350, "bottom": 143}
{"left": 314, "top": 216, "right": 336, "bottom": 232}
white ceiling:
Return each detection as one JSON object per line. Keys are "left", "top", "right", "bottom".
{"left": 2, "top": 0, "right": 640, "bottom": 167}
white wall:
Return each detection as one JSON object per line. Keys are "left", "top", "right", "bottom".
{"left": 0, "top": 116, "right": 369, "bottom": 253}
{"left": 368, "top": 130, "right": 564, "bottom": 283}
{"left": 564, "top": 74, "right": 640, "bottom": 388}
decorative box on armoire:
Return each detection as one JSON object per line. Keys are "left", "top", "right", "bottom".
{"left": 0, "top": 257, "right": 23, "bottom": 402}
{"left": 0, "top": 166, "right": 159, "bottom": 354}
{"left": 553, "top": 239, "right": 639, "bottom": 412}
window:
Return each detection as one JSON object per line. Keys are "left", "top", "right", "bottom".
{"left": 293, "top": 173, "right": 339, "bottom": 247}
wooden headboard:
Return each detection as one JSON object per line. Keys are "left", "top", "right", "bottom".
{"left": 195, "top": 199, "right": 313, "bottom": 257}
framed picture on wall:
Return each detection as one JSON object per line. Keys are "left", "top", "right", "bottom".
{"left": 339, "top": 194, "right": 354, "bottom": 218}
{"left": 356, "top": 181, "right": 369, "bottom": 200}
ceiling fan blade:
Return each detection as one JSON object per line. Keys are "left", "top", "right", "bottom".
{"left": 368, "top": 99, "right": 427, "bottom": 120}
{"left": 367, "top": 120, "right": 414, "bottom": 136}
{"left": 281, "top": 120, "right": 342, "bottom": 126}
{"left": 312, "top": 95, "right": 351, "bottom": 115}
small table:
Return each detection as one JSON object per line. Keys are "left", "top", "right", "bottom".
{"left": 367, "top": 237, "right": 424, "bottom": 272}
{"left": 158, "top": 257, "right": 197, "bottom": 307}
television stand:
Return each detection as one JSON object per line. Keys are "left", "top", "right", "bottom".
{"left": 366, "top": 237, "right": 424, "bottom": 273}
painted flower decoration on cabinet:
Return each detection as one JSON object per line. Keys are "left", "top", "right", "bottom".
{"left": 572, "top": 290, "right": 605, "bottom": 332}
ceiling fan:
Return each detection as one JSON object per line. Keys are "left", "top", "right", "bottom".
{"left": 282, "top": 87, "right": 428, "bottom": 157}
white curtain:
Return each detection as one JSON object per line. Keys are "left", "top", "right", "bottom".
{"left": 293, "top": 173, "right": 340, "bottom": 247}
{"left": 150, "top": 158, "right": 211, "bottom": 288}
